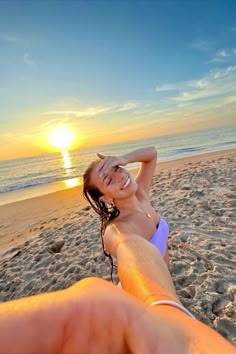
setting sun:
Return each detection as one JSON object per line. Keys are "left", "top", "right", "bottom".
{"left": 49, "top": 128, "right": 74, "bottom": 150}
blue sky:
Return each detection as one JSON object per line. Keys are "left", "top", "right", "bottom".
{"left": 0, "top": 1, "right": 236, "bottom": 160}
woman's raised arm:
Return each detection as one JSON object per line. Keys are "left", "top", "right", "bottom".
{"left": 96, "top": 146, "right": 157, "bottom": 194}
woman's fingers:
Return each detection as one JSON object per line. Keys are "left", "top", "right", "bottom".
{"left": 96, "top": 152, "right": 105, "bottom": 159}
{"left": 96, "top": 153, "right": 126, "bottom": 176}
{"left": 96, "top": 155, "right": 108, "bottom": 173}
{"left": 96, "top": 155, "right": 118, "bottom": 175}
{"left": 103, "top": 157, "right": 116, "bottom": 173}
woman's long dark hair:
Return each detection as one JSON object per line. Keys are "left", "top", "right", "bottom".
{"left": 83, "top": 161, "right": 120, "bottom": 282}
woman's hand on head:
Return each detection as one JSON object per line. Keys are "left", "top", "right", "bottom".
{"left": 96, "top": 153, "right": 127, "bottom": 176}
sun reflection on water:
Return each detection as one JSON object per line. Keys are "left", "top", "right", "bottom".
{"left": 64, "top": 177, "right": 82, "bottom": 188}
{"left": 61, "top": 150, "right": 82, "bottom": 189}
{"left": 62, "top": 150, "right": 72, "bottom": 173}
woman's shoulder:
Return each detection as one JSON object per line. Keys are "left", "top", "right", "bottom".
{"left": 105, "top": 219, "right": 132, "bottom": 237}
{"left": 103, "top": 220, "right": 131, "bottom": 258}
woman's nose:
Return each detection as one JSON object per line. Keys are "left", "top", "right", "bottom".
{"left": 111, "top": 170, "right": 122, "bottom": 181}
{"left": 117, "top": 173, "right": 124, "bottom": 183}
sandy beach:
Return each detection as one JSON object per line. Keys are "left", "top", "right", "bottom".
{"left": 0, "top": 148, "right": 235, "bottom": 345}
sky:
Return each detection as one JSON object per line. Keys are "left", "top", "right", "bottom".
{"left": 0, "top": 0, "right": 236, "bottom": 160}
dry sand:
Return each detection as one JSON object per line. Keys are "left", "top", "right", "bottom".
{"left": 0, "top": 148, "right": 235, "bottom": 345}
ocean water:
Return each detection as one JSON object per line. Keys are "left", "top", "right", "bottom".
{"left": 0, "top": 125, "right": 235, "bottom": 205}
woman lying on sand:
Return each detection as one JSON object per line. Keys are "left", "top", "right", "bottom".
{"left": 83, "top": 146, "right": 169, "bottom": 280}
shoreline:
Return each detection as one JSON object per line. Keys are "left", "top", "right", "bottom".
{"left": 0, "top": 147, "right": 235, "bottom": 207}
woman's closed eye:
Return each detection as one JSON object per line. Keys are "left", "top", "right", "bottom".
{"left": 104, "top": 175, "right": 112, "bottom": 186}
{"left": 104, "top": 166, "right": 119, "bottom": 186}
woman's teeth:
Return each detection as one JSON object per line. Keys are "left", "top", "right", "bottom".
{"left": 122, "top": 177, "right": 130, "bottom": 190}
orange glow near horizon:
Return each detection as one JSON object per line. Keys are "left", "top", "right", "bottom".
{"left": 1, "top": 118, "right": 234, "bottom": 161}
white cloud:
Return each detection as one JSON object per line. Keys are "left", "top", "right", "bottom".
{"left": 156, "top": 78, "right": 210, "bottom": 94}
{"left": 233, "top": 48, "right": 236, "bottom": 55}
{"left": 165, "top": 65, "right": 236, "bottom": 103}
{"left": 155, "top": 84, "right": 180, "bottom": 92}
{"left": 23, "top": 53, "right": 37, "bottom": 69}
{"left": 212, "top": 65, "right": 236, "bottom": 79}
{"left": 217, "top": 50, "right": 229, "bottom": 57}
{"left": 44, "top": 107, "right": 113, "bottom": 118}
{"left": 40, "top": 117, "right": 72, "bottom": 128}
{"left": 148, "top": 108, "right": 168, "bottom": 116}
{"left": 0, "top": 34, "right": 28, "bottom": 45}
{"left": 114, "top": 102, "right": 137, "bottom": 112}
{"left": 208, "top": 49, "right": 233, "bottom": 63}
{"left": 208, "top": 57, "right": 226, "bottom": 64}
{"left": 190, "top": 40, "right": 211, "bottom": 51}
{"left": 43, "top": 102, "right": 138, "bottom": 119}
{"left": 177, "top": 102, "right": 193, "bottom": 108}
{"left": 188, "top": 79, "right": 209, "bottom": 89}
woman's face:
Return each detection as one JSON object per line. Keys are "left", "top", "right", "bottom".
{"left": 90, "top": 165, "right": 137, "bottom": 200}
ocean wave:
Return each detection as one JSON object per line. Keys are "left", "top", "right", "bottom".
{"left": 0, "top": 174, "right": 80, "bottom": 194}
{"left": 174, "top": 146, "right": 206, "bottom": 155}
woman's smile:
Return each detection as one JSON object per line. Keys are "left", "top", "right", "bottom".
{"left": 121, "top": 176, "right": 130, "bottom": 190}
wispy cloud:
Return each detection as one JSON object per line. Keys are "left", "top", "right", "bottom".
{"left": 177, "top": 102, "right": 193, "bottom": 108}
{"left": 115, "top": 102, "right": 137, "bottom": 112}
{"left": 224, "top": 95, "right": 236, "bottom": 104}
{"left": 156, "top": 78, "right": 209, "bottom": 94}
{"left": 0, "top": 34, "right": 29, "bottom": 45}
{"left": 155, "top": 84, "right": 180, "bottom": 92}
{"left": 190, "top": 40, "right": 212, "bottom": 51}
{"left": 43, "top": 101, "right": 139, "bottom": 119}
{"left": 23, "top": 53, "right": 37, "bottom": 69}
{"left": 233, "top": 48, "right": 236, "bottom": 55}
{"left": 217, "top": 50, "right": 229, "bottom": 57}
{"left": 208, "top": 49, "right": 232, "bottom": 63}
{"left": 1, "top": 124, "right": 41, "bottom": 142}
{"left": 40, "top": 117, "right": 71, "bottom": 129}
{"left": 156, "top": 65, "right": 236, "bottom": 103}
{"left": 44, "top": 107, "right": 114, "bottom": 119}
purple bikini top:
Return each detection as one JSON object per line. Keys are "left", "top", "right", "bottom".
{"left": 149, "top": 217, "right": 169, "bottom": 256}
